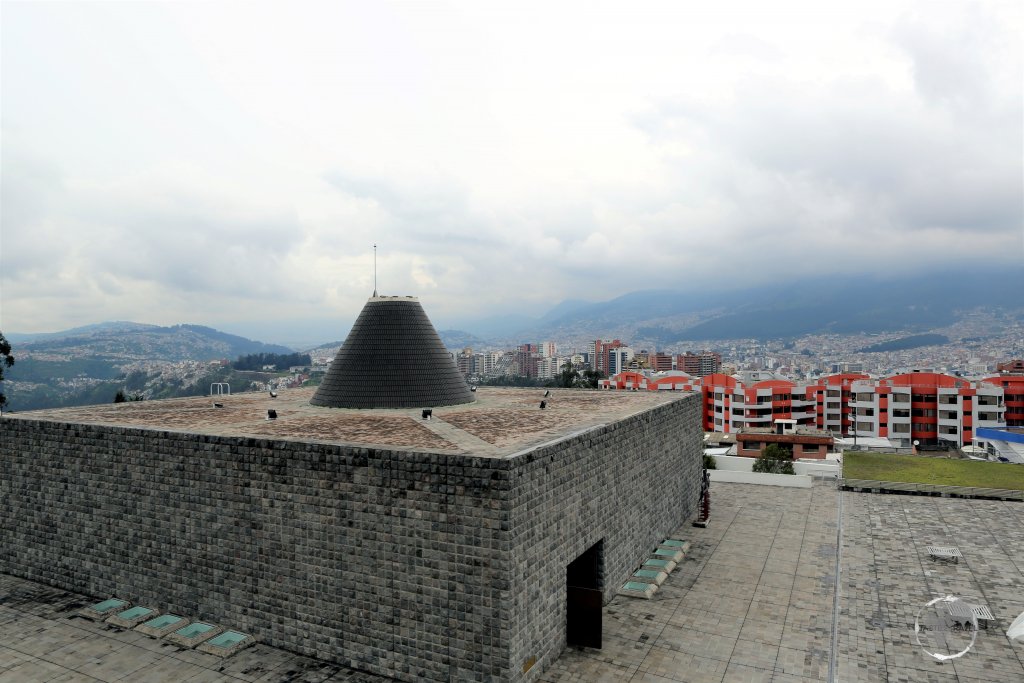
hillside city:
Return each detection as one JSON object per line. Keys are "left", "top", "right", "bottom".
{"left": 4, "top": 310, "right": 1022, "bottom": 423}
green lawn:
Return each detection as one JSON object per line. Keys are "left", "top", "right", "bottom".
{"left": 843, "top": 452, "right": 1024, "bottom": 490}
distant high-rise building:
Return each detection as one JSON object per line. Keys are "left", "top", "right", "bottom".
{"left": 515, "top": 344, "right": 539, "bottom": 377}
{"left": 456, "top": 347, "right": 475, "bottom": 376}
{"left": 650, "top": 352, "right": 673, "bottom": 372}
{"left": 536, "top": 356, "right": 561, "bottom": 379}
{"left": 607, "top": 347, "right": 634, "bottom": 376}
{"left": 590, "top": 339, "right": 625, "bottom": 374}
{"left": 677, "top": 351, "right": 721, "bottom": 377}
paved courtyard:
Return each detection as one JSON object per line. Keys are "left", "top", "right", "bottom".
{"left": 2, "top": 482, "right": 1023, "bottom": 682}
{"left": 541, "top": 482, "right": 1024, "bottom": 683}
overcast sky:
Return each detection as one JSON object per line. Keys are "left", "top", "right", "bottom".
{"left": 2, "top": 0, "right": 1021, "bottom": 344}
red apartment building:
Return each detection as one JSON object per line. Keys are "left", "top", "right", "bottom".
{"left": 601, "top": 369, "right": 1008, "bottom": 447}
{"left": 983, "top": 374, "right": 1024, "bottom": 427}
{"left": 996, "top": 359, "right": 1024, "bottom": 373}
{"left": 847, "top": 371, "right": 1004, "bottom": 448}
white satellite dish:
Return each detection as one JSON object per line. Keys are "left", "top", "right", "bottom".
{"left": 1008, "top": 610, "right": 1024, "bottom": 641}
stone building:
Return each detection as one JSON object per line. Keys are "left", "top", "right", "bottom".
{"left": 0, "top": 297, "right": 702, "bottom": 682}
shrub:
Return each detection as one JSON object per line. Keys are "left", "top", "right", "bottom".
{"left": 752, "top": 443, "right": 795, "bottom": 474}
{"left": 703, "top": 453, "right": 717, "bottom": 470}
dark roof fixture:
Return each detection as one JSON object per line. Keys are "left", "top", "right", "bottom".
{"left": 540, "top": 401, "right": 546, "bottom": 410}
{"left": 311, "top": 296, "right": 475, "bottom": 409}
{"left": 213, "top": 402, "right": 224, "bottom": 408}
{"left": 269, "top": 390, "right": 278, "bottom": 398}
{"left": 267, "top": 409, "right": 277, "bottom": 420}
{"left": 422, "top": 409, "right": 433, "bottom": 420}
{"left": 543, "top": 390, "right": 550, "bottom": 397}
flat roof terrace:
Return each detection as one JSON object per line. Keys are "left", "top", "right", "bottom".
{"left": 5, "top": 387, "right": 686, "bottom": 458}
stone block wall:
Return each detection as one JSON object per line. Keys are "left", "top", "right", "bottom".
{"left": 0, "top": 392, "right": 701, "bottom": 682}
{"left": 0, "top": 420, "right": 509, "bottom": 681}
{"left": 504, "top": 394, "right": 703, "bottom": 680}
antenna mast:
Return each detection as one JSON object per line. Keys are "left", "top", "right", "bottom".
{"left": 373, "top": 244, "right": 377, "bottom": 297}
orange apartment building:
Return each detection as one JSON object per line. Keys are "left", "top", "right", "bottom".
{"left": 601, "top": 369, "right": 1009, "bottom": 447}
{"left": 983, "top": 373, "right": 1024, "bottom": 427}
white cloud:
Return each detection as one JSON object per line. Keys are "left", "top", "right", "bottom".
{"left": 1, "top": 0, "right": 1020, "bottom": 340}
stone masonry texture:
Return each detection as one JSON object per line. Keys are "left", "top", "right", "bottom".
{"left": 0, "top": 392, "right": 702, "bottom": 682}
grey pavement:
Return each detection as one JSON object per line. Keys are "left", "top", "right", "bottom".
{"left": 3, "top": 482, "right": 1024, "bottom": 682}
{"left": 0, "top": 575, "right": 390, "bottom": 683}
{"left": 540, "top": 482, "right": 1024, "bottom": 683}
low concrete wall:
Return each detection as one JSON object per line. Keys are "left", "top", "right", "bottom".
{"left": 709, "top": 454, "right": 753, "bottom": 471}
{"left": 709, "top": 454, "right": 839, "bottom": 480}
{"left": 794, "top": 461, "right": 840, "bottom": 478}
{"left": 709, "top": 469, "right": 812, "bottom": 488}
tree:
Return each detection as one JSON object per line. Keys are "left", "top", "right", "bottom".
{"left": 559, "top": 360, "right": 580, "bottom": 388}
{"left": 114, "top": 390, "right": 127, "bottom": 403}
{"left": 581, "top": 369, "right": 605, "bottom": 389}
{"left": 0, "top": 332, "right": 13, "bottom": 410}
{"left": 752, "top": 443, "right": 795, "bottom": 474}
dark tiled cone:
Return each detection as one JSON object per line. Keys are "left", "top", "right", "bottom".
{"left": 311, "top": 296, "right": 476, "bottom": 409}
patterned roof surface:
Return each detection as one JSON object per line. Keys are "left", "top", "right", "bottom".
{"left": 11, "top": 387, "right": 685, "bottom": 457}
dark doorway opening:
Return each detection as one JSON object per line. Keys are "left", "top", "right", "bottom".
{"left": 566, "top": 539, "right": 603, "bottom": 649}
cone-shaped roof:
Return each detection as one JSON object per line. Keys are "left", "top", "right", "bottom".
{"left": 310, "top": 296, "right": 475, "bottom": 409}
